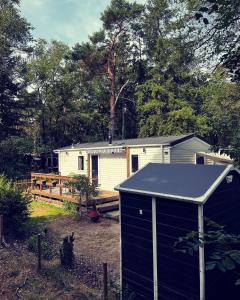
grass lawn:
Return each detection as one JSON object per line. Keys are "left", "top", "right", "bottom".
{"left": 28, "top": 201, "right": 69, "bottom": 228}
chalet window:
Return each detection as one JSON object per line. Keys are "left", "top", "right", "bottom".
{"left": 131, "top": 155, "right": 139, "bottom": 173}
{"left": 196, "top": 156, "right": 204, "bottom": 165}
{"left": 78, "top": 156, "right": 84, "bottom": 170}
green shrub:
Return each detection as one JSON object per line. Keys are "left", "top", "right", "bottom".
{"left": 27, "top": 234, "right": 53, "bottom": 260}
{"left": 62, "top": 200, "right": 77, "bottom": 215}
{"left": 0, "top": 174, "right": 31, "bottom": 236}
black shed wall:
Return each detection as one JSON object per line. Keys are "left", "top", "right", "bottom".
{"left": 156, "top": 198, "right": 199, "bottom": 300}
{"left": 204, "top": 170, "right": 240, "bottom": 300}
{"left": 120, "top": 192, "right": 154, "bottom": 300}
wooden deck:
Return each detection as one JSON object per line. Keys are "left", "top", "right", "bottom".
{"left": 30, "top": 173, "right": 119, "bottom": 216}
{"left": 31, "top": 188, "right": 118, "bottom": 205}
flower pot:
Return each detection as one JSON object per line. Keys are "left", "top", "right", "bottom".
{"left": 89, "top": 209, "right": 100, "bottom": 222}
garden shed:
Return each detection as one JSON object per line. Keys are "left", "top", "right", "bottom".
{"left": 115, "top": 163, "right": 240, "bottom": 300}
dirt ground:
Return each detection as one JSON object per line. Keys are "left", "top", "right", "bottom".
{"left": 0, "top": 205, "right": 120, "bottom": 300}
{"left": 49, "top": 216, "right": 120, "bottom": 278}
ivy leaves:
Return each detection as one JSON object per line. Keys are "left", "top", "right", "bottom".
{"left": 175, "top": 219, "right": 240, "bottom": 285}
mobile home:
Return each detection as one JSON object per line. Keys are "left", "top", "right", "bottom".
{"left": 54, "top": 134, "right": 210, "bottom": 191}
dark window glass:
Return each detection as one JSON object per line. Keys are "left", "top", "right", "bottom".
{"left": 196, "top": 156, "right": 204, "bottom": 165}
{"left": 131, "top": 155, "right": 139, "bottom": 173}
{"left": 78, "top": 156, "right": 84, "bottom": 170}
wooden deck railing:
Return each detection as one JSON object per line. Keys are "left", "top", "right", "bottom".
{"left": 29, "top": 172, "right": 118, "bottom": 207}
{"left": 30, "top": 173, "right": 77, "bottom": 202}
{"left": 31, "top": 173, "right": 76, "bottom": 182}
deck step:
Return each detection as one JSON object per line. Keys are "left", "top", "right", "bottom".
{"left": 102, "top": 210, "right": 119, "bottom": 221}
{"left": 97, "top": 201, "right": 119, "bottom": 213}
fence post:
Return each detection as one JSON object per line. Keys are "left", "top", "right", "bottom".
{"left": 103, "top": 262, "right": 108, "bottom": 300}
{"left": 0, "top": 215, "right": 3, "bottom": 245}
{"left": 37, "top": 234, "right": 42, "bottom": 271}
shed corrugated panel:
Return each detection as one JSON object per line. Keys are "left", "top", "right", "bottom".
{"left": 156, "top": 198, "right": 199, "bottom": 300}
{"left": 121, "top": 192, "right": 154, "bottom": 299}
{"left": 204, "top": 170, "right": 240, "bottom": 300}
{"left": 170, "top": 137, "right": 210, "bottom": 164}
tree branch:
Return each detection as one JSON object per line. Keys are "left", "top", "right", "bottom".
{"left": 114, "top": 79, "right": 130, "bottom": 107}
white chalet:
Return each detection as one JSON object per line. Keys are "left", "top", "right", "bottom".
{"left": 54, "top": 134, "right": 211, "bottom": 191}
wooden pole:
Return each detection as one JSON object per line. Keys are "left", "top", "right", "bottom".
{"left": 37, "top": 234, "right": 42, "bottom": 271}
{"left": 103, "top": 262, "right": 108, "bottom": 300}
{"left": 0, "top": 215, "right": 3, "bottom": 245}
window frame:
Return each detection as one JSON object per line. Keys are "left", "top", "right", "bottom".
{"left": 131, "top": 154, "right": 139, "bottom": 173}
{"left": 78, "top": 156, "right": 84, "bottom": 171}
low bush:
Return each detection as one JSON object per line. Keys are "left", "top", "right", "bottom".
{"left": 27, "top": 234, "right": 54, "bottom": 260}
{"left": 0, "top": 174, "right": 31, "bottom": 236}
{"left": 62, "top": 200, "right": 77, "bottom": 215}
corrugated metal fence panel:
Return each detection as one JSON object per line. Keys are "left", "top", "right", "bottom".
{"left": 121, "top": 192, "right": 154, "bottom": 300}
{"left": 204, "top": 170, "right": 240, "bottom": 300}
{"left": 156, "top": 198, "right": 199, "bottom": 300}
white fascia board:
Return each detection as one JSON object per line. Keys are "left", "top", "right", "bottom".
{"left": 57, "top": 143, "right": 171, "bottom": 152}
{"left": 115, "top": 186, "right": 201, "bottom": 204}
{"left": 128, "top": 143, "right": 169, "bottom": 148}
{"left": 170, "top": 136, "right": 210, "bottom": 149}
{"left": 201, "top": 164, "right": 233, "bottom": 204}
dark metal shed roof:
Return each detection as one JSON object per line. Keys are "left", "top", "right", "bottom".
{"left": 116, "top": 163, "right": 234, "bottom": 204}
{"left": 55, "top": 134, "right": 196, "bottom": 151}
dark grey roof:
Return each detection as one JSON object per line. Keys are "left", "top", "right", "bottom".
{"left": 55, "top": 133, "right": 195, "bottom": 151}
{"left": 116, "top": 163, "right": 233, "bottom": 203}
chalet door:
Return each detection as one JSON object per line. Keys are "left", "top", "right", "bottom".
{"left": 91, "top": 155, "right": 98, "bottom": 185}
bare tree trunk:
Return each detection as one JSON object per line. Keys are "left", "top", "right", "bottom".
{"left": 107, "top": 50, "right": 116, "bottom": 141}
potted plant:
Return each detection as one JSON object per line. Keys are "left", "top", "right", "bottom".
{"left": 89, "top": 203, "right": 100, "bottom": 222}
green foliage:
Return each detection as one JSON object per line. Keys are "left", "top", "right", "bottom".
{"left": 0, "top": 136, "right": 33, "bottom": 179}
{"left": 65, "top": 175, "right": 98, "bottom": 206}
{"left": 0, "top": 174, "right": 30, "bottom": 236}
{"left": 62, "top": 201, "right": 77, "bottom": 216}
{"left": 60, "top": 233, "right": 75, "bottom": 268}
{"left": 109, "top": 280, "right": 136, "bottom": 300}
{"left": 0, "top": 0, "right": 32, "bottom": 141}
{"left": 27, "top": 234, "right": 54, "bottom": 260}
{"left": 175, "top": 219, "right": 240, "bottom": 285}
{"left": 190, "top": 0, "right": 240, "bottom": 80}
{"left": 135, "top": 35, "right": 208, "bottom": 137}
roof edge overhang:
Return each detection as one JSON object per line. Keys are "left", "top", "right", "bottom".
{"left": 115, "top": 164, "right": 235, "bottom": 205}
{"left": 54, "top": 143, "right": 171, "bottom": 152}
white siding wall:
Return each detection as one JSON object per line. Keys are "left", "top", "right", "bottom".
{"left": 129, "top": 146, "right": 168, "bottom": 175}
{"left": 98, "top": 153, "right": 126, "bottom": 191}
{"left": 170, "top": 137, "right": 210, "bottom": 164}
{"left": 58, "top": 150, "right": 88, "bottom": 176}
{"left": 204, "top": 158, "right": 215, "bottom": 165}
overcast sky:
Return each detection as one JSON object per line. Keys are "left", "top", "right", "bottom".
{"left": 21, "top": 0, "right": 146, "bottom": 46}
